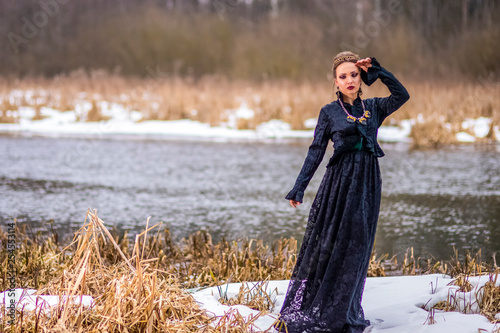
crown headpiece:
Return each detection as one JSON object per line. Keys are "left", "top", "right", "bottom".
{"left": 333, "top": 54, "right": 360, "bottom": 68}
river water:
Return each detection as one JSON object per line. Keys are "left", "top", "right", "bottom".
{"left": 1, "top": 135, "right": 499, "bottom": 262}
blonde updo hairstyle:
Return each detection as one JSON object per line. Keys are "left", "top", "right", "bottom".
{"left": 332, "top": 51, "right": 360, "bottom": 77}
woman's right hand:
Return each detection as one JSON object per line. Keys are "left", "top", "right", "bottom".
{"left": 289, "top": 199, "right": 301, "bottom": 208}
{"left": 355, "top": 57, "right": 372, "bottom": 72}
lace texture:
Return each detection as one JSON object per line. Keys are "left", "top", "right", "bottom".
{"left": 279, "top": 150, "right": 381, "bottom": 333}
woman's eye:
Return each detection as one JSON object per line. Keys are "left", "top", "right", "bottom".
{"left": 339, "top": 75, "right": 346, "bottom": 79}
{"left": 352, "top": 73, "right": 358, "bottom": 78}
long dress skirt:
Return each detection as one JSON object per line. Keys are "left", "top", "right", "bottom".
{"left": 277, "top": 150, "right": 381, "bottom": 333}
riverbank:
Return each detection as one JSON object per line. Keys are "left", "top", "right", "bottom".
{"left": 0, "top": 101, "right": 497, "bottom": 146}
{"left": 1, "top": 210, "right": 499, "bottom": 332}
{"left": 0, "top": 77, "right": 499, "bottom": 147}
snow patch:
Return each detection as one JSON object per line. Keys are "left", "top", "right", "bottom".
{"left": 192, "top": 274, "right": 500, "bottom": 333}
{"left": 0, "top": 288, "right": 94, "bottom": 315}
{"left": 224, "top": 102, "right": 255, "bottom": 129}
{"left": 304, "top": 117, "right": 317, "bottom": 129}
{"left": 456, "top": 132, "right": 476, "bottom": 143}
{"left": 378, "top": 119, "right": 413, "bottom": 142}
{"left": 462, "top": 117, "right": 492, "bottom": 138}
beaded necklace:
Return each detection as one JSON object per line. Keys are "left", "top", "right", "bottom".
{"left": 337, "top": 97, "right": 371, "bottom": 125}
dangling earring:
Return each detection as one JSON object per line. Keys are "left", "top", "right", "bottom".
{"left": 336, "top": 85, "right": 341, "bottom": 99}
{"left": 336, "top": 86, "right": 342, "bottom": 99}
{"left": 358, "top": 85, "right": 363, "bottom": 96}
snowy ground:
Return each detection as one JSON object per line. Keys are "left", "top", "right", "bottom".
{"left": 1, "top": 101, "right": 498, "bottom": 143}
{"left": 1, "top": 274, "right": 499, "bottom": 332}
{"left": 192, "top": 274, "right": 500, "bottom": 333}
{"left": 0, "top": 288, "right": 94, "bottom": 315}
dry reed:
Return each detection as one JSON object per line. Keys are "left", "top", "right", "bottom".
{"left": 221, "top": 280, "right": 278, "bottom": 312}
{"left": 432, "top": 270, "right": 500, "bottom": 323}
{"left": 166, "top": 231, "right": 298, "bottom": 288}
{"left": 0, "top": 211, "right": 279, "bottom": 332}
{"left": 428, "top": 249, "right": 499, "bottom": 323}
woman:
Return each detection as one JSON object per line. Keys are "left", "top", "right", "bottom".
{"left": 276, "top": 52, "right": 409, "bottom": 333}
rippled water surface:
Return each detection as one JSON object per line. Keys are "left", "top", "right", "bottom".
{"left": 1, "top": 135, "right": 499, "bottom": 261}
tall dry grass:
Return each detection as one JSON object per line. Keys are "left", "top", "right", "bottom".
{"left": 431, "top": 270, "right": 500, "bottom": 323}
{"left": 1, "top": 73, "right": 498, "bottom": 147}
{"left": 0, "top": 211, "right": 284, "bottom": 332}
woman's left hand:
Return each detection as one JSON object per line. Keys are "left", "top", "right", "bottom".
{"left": 356, "top": 57, "right": 372, "bottom": 72}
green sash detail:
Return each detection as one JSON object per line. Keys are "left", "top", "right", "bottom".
{"left": 353, "top": 137, "right": 364, "bottom": 150}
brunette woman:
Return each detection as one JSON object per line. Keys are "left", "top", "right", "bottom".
{"left": 276, "top": 52, "right": 410, "bottom": 333}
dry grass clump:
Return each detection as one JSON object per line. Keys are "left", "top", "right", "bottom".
{"left": 367, "top": 247, "right": 446, "bottom": 277}
{"left": 451, "top": 274, "right": 474, "bottom": 292}
{"left": 367, "top": 252, "right": 401, "bottom": 277}
{"left": 408, "top": 120, "right": 456, "bottom": 149}
{"left": 0, "top": 223, "right": 65, "bottom": 291}
{"left": 400, "top": 247, "right": 450, "bottom": 276}
{"left": 408, "top": 81, "right": 499, "bottom": 148}
{"left": 166, "top": 231, "right": 298, "bottom": 288}
{"left": 220, "top": 280, "right": 278, "bottom": 313}
{"left": 367, "top": 79, "right": 500, "bottom": 148}
{"left": 85, "top": 100, "right": 112, "bottom": 122}
{"left": 104, "top": 228, "right": 298, "bottom": 289}
{"left": 402, "top": 247, "right": 500, "bottom": 324}
{"left": 448, "top": 248, "right": 490, "bottom": 278}
{"left": 211, "top": 308, "right": 270, "bottom": 333}
{"left": 368, "top": 246, "right": 498, "bottom": 279}
{"left": 0, "top": 211, "right": 212, "bottom": 332}
{"left": 0, "top": 211, "right": 281, "bottom": 332}
{"left": 427, "top": 249, "right": 499, "bottom": 323}
{"left": 478, "top": 274, "right": 500, "bottom": 323}
{"left": 0, "top": 96, "right": 20, "bottom": 123}
{"left": 432, "top": 271, "right": 500, "bottom": 323}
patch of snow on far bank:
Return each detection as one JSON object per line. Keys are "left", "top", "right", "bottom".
{"left": 457, "top": 117, "right": 498, "bottom": 142}
{"left": 456, "top": 132, "right": 476, "bottom": 143}
{"left": 378, "top": 119, "right": 413, "bottom": 142}
{"left": 2, "top": 99, "right": 498, "bottom": 145}
{"left": 462, "top": 117, "right": 492, "bottom": 138}
{"left": 304, "top": 117, "right": 317, "bottom": 129}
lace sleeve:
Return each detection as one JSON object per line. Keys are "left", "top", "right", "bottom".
{"left": 361, "top": 57, "right": 410, "bottom": 125}
{"left": 285, "top": 108, "right": 331, "bottom": 203}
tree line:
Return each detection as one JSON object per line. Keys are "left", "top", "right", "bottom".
{"left": 0, "top": 0, "right": 498, "bottom": 79}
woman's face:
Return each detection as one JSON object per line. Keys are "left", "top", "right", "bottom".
{"left": 335, "top": 62, "right": 361, "bottom": 98}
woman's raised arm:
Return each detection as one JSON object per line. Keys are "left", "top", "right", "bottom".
{"left": 361, "top": 57, "right": 410, "bottom": 124}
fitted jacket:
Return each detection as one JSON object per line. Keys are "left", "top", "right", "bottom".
{"left": 286, "top": 57, "right": 410, "bottom": 203}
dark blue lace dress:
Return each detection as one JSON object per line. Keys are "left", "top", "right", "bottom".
{"left": 277, "top": 58, "right": 409, "bottom": 333}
